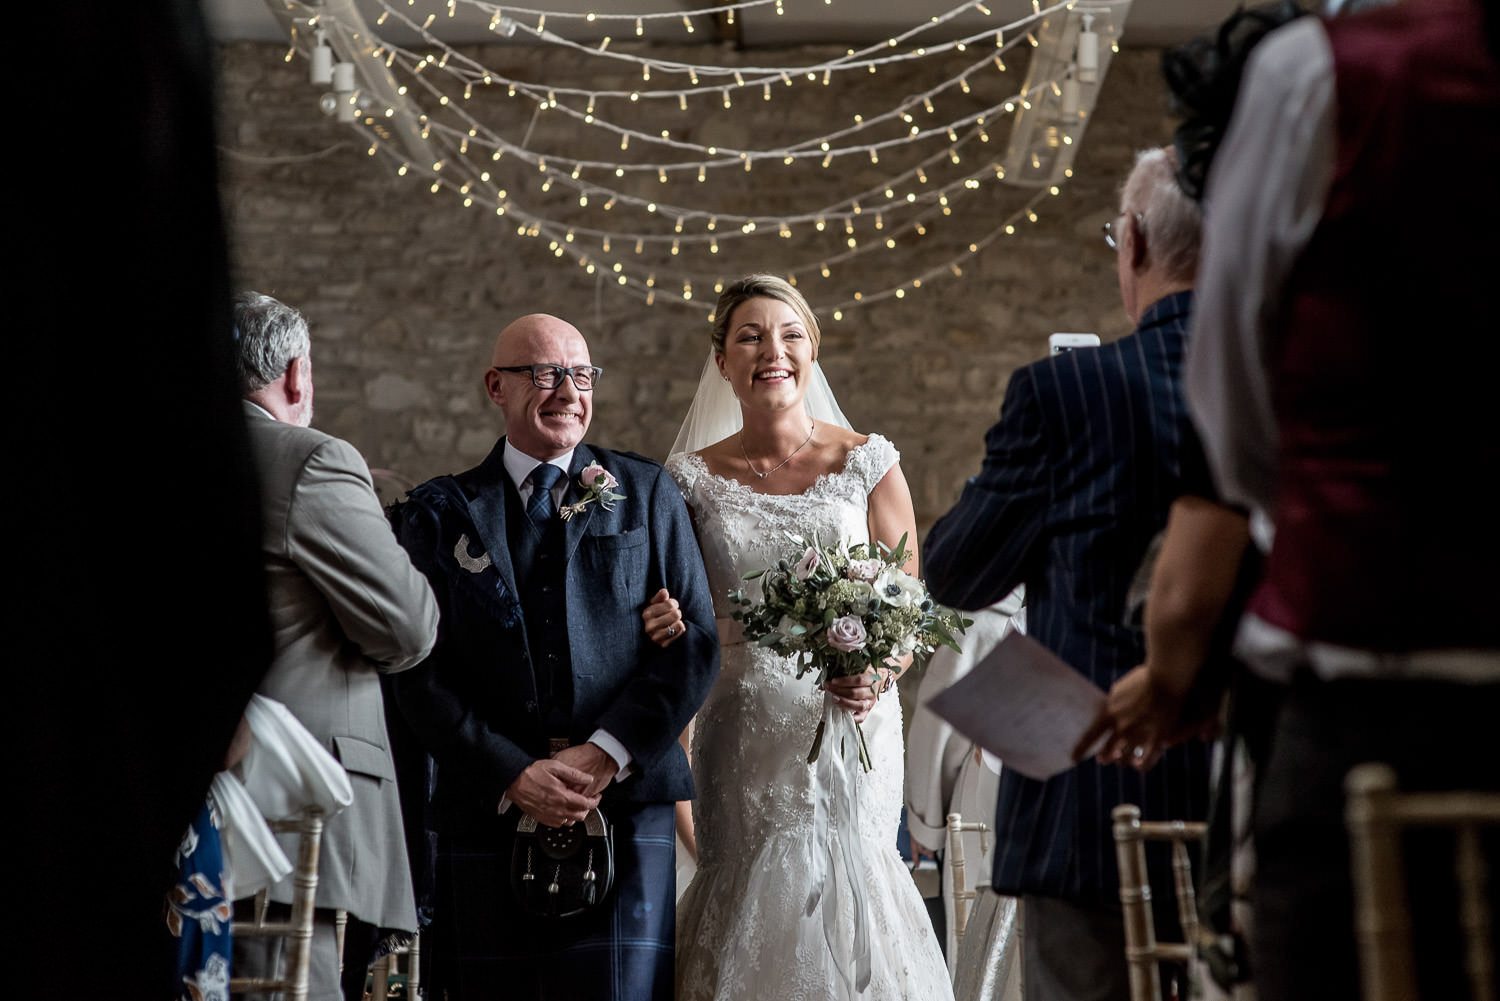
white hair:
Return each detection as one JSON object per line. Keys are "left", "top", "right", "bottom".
{"left": 233, "top": 291, "right": 310, "bottom": 394}
{"left": 1121, "top": 147, "right": 1202, "bottom": 283}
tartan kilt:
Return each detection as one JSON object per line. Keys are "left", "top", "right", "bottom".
{"left": 427, "top": 801, "right": 676, "bottom": 1001}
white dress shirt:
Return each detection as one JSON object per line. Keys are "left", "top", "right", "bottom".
{"left": 497, "top": 440, "right": 633, "bottom": 815}
{"left": 1185, "top": 18, "right": 1499, "bottom": 685}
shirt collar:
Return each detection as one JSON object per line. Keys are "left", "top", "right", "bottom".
{"left": 243, "top": 399, "right": 276, "bottom": 422}
{"left": 502, "top": 439, "right": 574, "bottom": 493}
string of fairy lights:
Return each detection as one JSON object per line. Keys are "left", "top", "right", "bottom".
{"left": 273, "top": 0, "right": 1128, "bottom": 319}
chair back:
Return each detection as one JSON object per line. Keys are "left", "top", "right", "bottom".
{"left": 230, "top": 807, "right": 324, "bottom": 1000}
{"left": 1111, "top": 804, "right": 1207, "bottom": 1001}
{"left": 1345, "top": 763, "right": 1500, "bottom": 1001}
{"left": 946, "top": 812, "right": 992, "bottom": 944}
{"left": 369, "top": 932, "right": 421, "bottom": 1000}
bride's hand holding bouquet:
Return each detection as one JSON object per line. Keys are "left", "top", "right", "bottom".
{"left": 729, "top": 531, "right": 970, "bottom": 770}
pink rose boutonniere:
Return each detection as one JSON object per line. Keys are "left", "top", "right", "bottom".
{"left": 559, "top": 462, "right": 626, "bottom": 521}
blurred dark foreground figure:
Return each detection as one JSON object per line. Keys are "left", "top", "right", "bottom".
{"left": 1186, "top": 1, "right": 1500, "bottom": 998}
{"left": 14, "top": 0, "right": 271, "bottom": 991}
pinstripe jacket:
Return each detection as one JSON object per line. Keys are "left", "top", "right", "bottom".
{"left": 924, "top": 291, "right": 1211, "bottom": 905}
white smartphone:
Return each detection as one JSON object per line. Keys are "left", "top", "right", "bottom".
{"left": 1049, "top": 332, "right": 1101, "bottom": 355}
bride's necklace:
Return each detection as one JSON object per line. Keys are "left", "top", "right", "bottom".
{"left": 740, "top": 422, "right": 815, "bottom": 479}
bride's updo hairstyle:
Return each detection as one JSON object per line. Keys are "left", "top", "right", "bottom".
{"left": 710, "top": 274, "right": 821, "bottom": 360}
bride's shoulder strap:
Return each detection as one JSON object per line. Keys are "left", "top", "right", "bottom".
{"left": 847, "top": 433, "right": 900, "bottom": 493}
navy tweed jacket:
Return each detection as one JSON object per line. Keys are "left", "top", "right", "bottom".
{"left": 924, "top": 291, "right": 1211, "bottom": 904}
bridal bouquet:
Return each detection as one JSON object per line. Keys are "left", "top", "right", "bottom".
{"left": 728, "top": 532, "right": 969, "bottom": 770}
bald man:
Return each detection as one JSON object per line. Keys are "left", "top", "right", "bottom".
{"left": 392, "top": 315, "right": 719, "bottom": 1001}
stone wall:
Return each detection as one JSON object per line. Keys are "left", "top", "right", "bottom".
{"left": 216, "top": 40, "right": 1178, "bottom": 527}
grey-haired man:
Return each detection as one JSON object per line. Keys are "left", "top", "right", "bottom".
{"left": 232, "top": 291, "right": 438, "bottom": 1001}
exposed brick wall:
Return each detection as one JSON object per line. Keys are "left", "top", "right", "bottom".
{"left": 216, "top": 41, "right": 1178, "bottom": 529}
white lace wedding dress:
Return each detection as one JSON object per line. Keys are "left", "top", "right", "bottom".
{"left": 669, "top": 435, "right": 954, "bottom": 1001}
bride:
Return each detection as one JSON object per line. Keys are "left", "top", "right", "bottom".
{"left": 643, "top": 275, "right": 954, "bottom": 1001}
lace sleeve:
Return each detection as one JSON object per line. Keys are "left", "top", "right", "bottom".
{"left": 847, "top": 433, "right": 900, "bottom": 496}
{"left": 664, "top": 451, "right": 698, "bottom": 506}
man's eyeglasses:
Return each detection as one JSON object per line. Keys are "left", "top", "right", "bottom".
{"left": 491, "top": 364, "right": 604, "bottom": 391}
{"left": 1102, "top": 212, "right": 1145, "bottom": 250}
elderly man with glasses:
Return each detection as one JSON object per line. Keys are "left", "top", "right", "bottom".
{"left": 391, "top": 313, "right": 719, "bottom": 1001}
{"left": 924, "top": 148, "right": 1213, "bottom": 1001}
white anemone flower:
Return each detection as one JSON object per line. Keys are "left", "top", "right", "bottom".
{"left": 874, "top": 567, "right": 924, "bottom": 607}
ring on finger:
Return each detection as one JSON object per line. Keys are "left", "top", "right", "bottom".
{"left": 667, "top": 625, "right": 676, "bottom": 637}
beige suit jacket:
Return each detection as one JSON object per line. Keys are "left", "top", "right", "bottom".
{"left": 244, "top": 402, "right": 438, "bottom": 929}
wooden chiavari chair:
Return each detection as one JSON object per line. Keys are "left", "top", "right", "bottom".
{"left": 1345, "top": 762, "right": 1500, "bottom": 1001}
{"left": 230, "top": 807, "right": 324, "bottom": 1000}
{"left": 1112, "top": 804, "right": 1207, "bottom": 1001}
{"left": 946, "top": 811, "right": 993, "bottom": 947}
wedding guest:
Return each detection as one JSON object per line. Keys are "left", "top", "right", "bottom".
{"left": 1182, "top": 2, "right": 1500, "bottom": 997}
{"left": 924, "top": 148, "right": 1212, "bottom": 1001}
{"left": 1075, "top": 12, "right": 1313, "bottom": 993}
{"left": 233, "top": 291, "right": 439, "bottom": 1001}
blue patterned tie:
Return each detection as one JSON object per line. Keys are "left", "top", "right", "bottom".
{"left": 526, "top": 462, "right": 564, "bottom": 524}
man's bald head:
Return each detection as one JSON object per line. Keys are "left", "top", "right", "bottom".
{"left": 490, "top": 313, "right": 585, "bottom": 369}
{"left": 483, "top": 313, "right": 594, "bottom": 460}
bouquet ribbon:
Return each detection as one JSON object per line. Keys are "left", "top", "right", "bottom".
{"left": 806, "top": 692, "right": 873, "bottom": 995}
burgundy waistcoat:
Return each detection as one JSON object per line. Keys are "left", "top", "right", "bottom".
{"left": 1250, "top": 0, "right": 1500, "bottom": 650}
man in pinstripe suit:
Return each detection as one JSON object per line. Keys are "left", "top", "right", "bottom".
{"left": 925, "top": 148, "right": 1212, "bottom": 1001}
